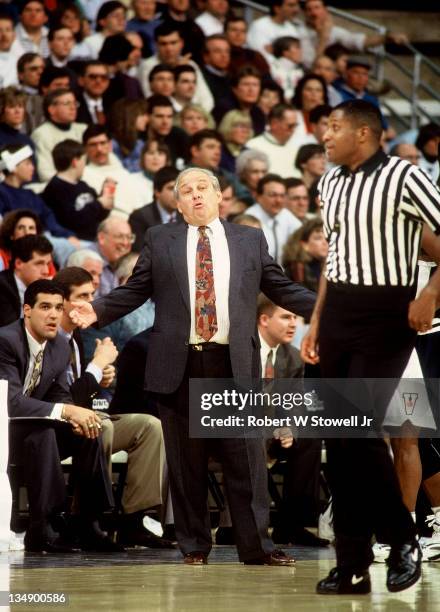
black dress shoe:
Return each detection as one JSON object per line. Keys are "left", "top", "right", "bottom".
{"left": 272, "top": 527, "right": 330, "bottom": 547}
{"left": 386, "top": 540, "right": 422, "bottom": 593}
{"left": 215, "top": 527, "right": 235, "bottom": 545}
{"left": 183, "top": 551, "right": 208, "bottom": 565}
{"left": 316, "top": 567, "right": 371, "bottom": 595}
{"left": 118, "top": 526, "right": 176, "bottom": 549}
{"left": 24, "top": 535, "right": 80, "bottom": 554}
{"left": 244, "top": 549, "right": 295, "bottom": 566}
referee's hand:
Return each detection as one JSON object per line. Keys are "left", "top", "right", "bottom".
{"left": 408, "top": 286, "right": 436, "bottom": 333}
{"left": 300, "top": 325, "right": 320, "bottom": 364}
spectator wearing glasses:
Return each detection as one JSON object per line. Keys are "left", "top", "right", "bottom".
{"left": 17, "top": 53, "right": 45, "bottom": 133}
{"left": 76, "top": 61, "right": 110, "bottom": 126}
{"left": 31, "top": 88, "right": 87, "bottom": 182}
{"left": 81, "top": 125, "right": 141, "bottom": 218}
{"left": 90, "top": 217, "right": 134, "bottom": 298}
{"left": 390, "top": 143, "right": 421, "bottom": 166}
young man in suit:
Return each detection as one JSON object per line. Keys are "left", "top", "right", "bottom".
{"left": 54, "top": 266, "right": 172, "bottom": 548}
{"left": 0, "top": 279, "right": 115, "bottom": 552}
{"left": 70, "top": 167, "right": 316, "bottom": 565}
{"left": 0, "top": 234, "right": 53, "bottom": 327}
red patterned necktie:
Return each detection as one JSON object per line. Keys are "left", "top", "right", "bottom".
{"left": 195, "top": 226, "right": 218, "bottom": 341}
{"left": 265, "top": 349, "right": 275, "bottom": 379}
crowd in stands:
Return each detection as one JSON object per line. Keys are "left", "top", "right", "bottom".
{"left": 1, "top": 0, "right": 440, "bottom": 556}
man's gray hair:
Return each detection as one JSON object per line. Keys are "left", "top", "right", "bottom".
{"left": 66, "top": 248, "right": 104, "bottom": 268}
{"left": 235, "top": 149, "right": 269, "bottom": 180}
{"left": 173, "top": 167, "right": 220, "bottom": 200}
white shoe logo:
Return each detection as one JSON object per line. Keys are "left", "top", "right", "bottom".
{"left": 351, "top": 575, "right": 364, "bottom": 585}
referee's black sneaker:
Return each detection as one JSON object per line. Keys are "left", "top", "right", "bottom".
{"left": 316, "top": 567, "right": 371, "bottom": 595}
{"left": 386, "top": 540, "right": 422, "bottom": 592}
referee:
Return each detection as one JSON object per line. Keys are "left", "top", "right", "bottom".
{"left": 301, "top": 100, "right": 440, "bottom": 595}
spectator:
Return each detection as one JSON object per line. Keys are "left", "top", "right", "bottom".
{"left": 82, "top": 125, "right": 141, "bottom": 218}
{"left": 325, "top": 42, "right": 349, "bottom": 79}
{"left": 247, "top": 0, "right": 304, "bottom": 62}
{"left": 31, "top": 88, "right": 87, "bottom": 182}
{"left": 195, "top": 0, "right": 230, "bottom": 36}
{"left": 0, "top": 12, "right": 24, "bottom": 88}
{"left": 390, "top": 143, "right": 421, "bottom": 166}
{"left": 15, "top": 0, "right": 49, "bottom": 57}
{"left": 247, "top": 104, "right": 302, "bottom": 178}
{"left": 214, "top": 66, "right": 265, "bottom": 136}
{"left": 76, "top": 61, "right": 110, "bottom": 125}
{"left": 302, "top": 0, "right": 408, "bottom": 69}
{"left": 84, "top": 0, "right": 127, "bottom": 59}
{"left": 415, "top": 123, "right": 440, "bottom": 183}
{"left": 91, "top": 217, "right": 134, "bottom": 297}
{"left": 127, "top": 0, "right": 161, "bottom": 58}
{"left": 292, "top": 73, "right": 328, "bottom": 137}
{"left": 295, "top": 144, "right": 326, "bottom": 190}
{"left": 235, "top": 149, "right": 269, "bottom": 206}
{"left": 99, "top": 33, "right": 144, "bottom": 111}
{"left": 0, "top": 87, "right": 35, "bottom": 154}
{"left": 129, "top": 165, "right": 181, "bottom": 251}
{"left": 17, "top": 52, "right": 45, "bottom": 133}
{"left": 42, "top": 139, "right": 113, "bottom": 240}
{"left": 0, "top": 234, "right": 53, "bottom": 327}
{"left": 139, "top": 22, "right": 213, "bottom": 110}
{"left": 0, "top": 209, "right": 42, "bottom": 271}
{"left": 125, "top": 30, "right": 144, "bottom": 77}
{"left": 282, "top": 217, "right": 327, "bottom": 291}
{"left": 53, "top": 2, "right": 91, "bottom": 60}
{"left": 67, "top": 248, "right": 104, "bottom": 291}
{"left": 158, "top": 0, "right": 205, "bottom": 65}
{"left": 38, "top": 65, "right": 72, "bottom": 96}
{"left": 148, "top": 64, "right": 176, "bottom": 99}
{"left": 217, "top": 175, "right": 237, "bottom": 220}
{"left": 247, "top": 173, "right": 301, "bottom": 264}
{"left": 224, "top": 16, "right": 270, "bottom": 77}
{"left": 47, "top": 25, "right": 75, "bottom": 69}
{"left": 108, "top": 98, "right": 149, "bottom": 172}
{"left": 131, "top": 139, "right": 171, "bottom": 208}
{"left": 258, "top": 81, "right": 285, "bottom": 120}
{"left": 270, "top": 36, "right": 304, "bottom": 101}
{"left": 307, "top": 104, "right": 331, "bottom": 145}
{"left": 218, "top": 110, "right": 253, "bottom": 174}
{"left": 176, "top": 103, "right": 215, "bottom": 136}
{"left": 201, "top": 35, "right": 232, "bottom": 102}
{"left": 232, "top": 213, "right": 262, "bottom": 229}
{"left": 173, "top": 65, "right": 197, "bottom": 112}
{"left": 312, "top": 54, "right": 343, "bottom": 106}
{"left": 146, "top": 94, "right": 189, "bottom": 168}
{"left": 284, "top": 178, "right": 310, "bottom": 222}
{"left": 0, "top": 144, "right": 74, "bottom": 240}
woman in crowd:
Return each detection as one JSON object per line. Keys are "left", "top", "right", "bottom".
{"left": 235, "top": 149, "right": 269, "bottom": 207}
{"left": 291, "top": 73, "right": 329, "bottom": 136}
{"left": 257, "top": 81, "right": 285, "bottom": 120}
{"left": 295, "top": 144, "right": 327, "bottom": 190}
{"left": 0, "top": 208, "right": 42, "bottom": 271}
{"left": 176, "top": 103, "right": 215, "bottom": 136}
{"left": 131, "top": 139, "right": 171, "bottom": 205}
{"left": 108, "top": 98, "right": 149, "bottom": 172}
{"left": 282, "top": 217, "right": 328, "bottom": 292}
{"left": 218, "top": 110, "right": 253, "bottom": 174}
{"left": 54, "top": 1, "right": 92, "bottom": 60}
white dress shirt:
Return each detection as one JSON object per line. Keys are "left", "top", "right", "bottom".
{"left": 246, "top": 204, "right": 301, "bottom": 265}
{"left": 83, "top": 93, "right": 104, "bottom": 123}
{"left": 24, "top": 328, "right": 62, "bottom": 420}
{"left": 14, "top": 274, "right": 26, "bottom": 311}
{"left": 58, "top": 327, "right": 103, "bottom": 386}
{"left": 259, "top": 332, "right": 280, "bottom": 377}
{"left": 187, "top": 218, "right": 230, "bottom": 344}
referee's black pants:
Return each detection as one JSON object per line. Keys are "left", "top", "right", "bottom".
{"left": 319, "top": 283, "right": 417, "bottom": 571}
{"left": 156, "top": 344, "right": 273, "bottom": 561}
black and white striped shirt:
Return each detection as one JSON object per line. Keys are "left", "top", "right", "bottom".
{"left": 318, "top": 149, "right": 440, "bottom": 286}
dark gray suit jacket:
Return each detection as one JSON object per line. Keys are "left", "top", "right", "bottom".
{"left": 0, "top": 320, "right": 71, "bottom": 417}
{"left": 93, "top": 221, "right": 315, "bottom": 394}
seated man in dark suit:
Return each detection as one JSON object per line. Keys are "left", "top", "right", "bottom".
{"left": 1, "top": 279, "right": 116, "bottom": 553}
{"left": 129, "top": 166, "right": 181, "bottom": 252}
{"left": 257, "top": 294, "right": 328, "bottom": 547}
{"left": 54, "top": 267, "right": 172, "bottom": 548}
{"left": 76, "top": 61, "right": 110, "bottom": 126}
{"left": 0, "top": 235, "right": 53, "bottom": 328}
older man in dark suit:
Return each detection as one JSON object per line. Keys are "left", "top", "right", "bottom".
{"left": 1, "top": 279, "right": 115, "bottom": 552}
{"left": 70, "top": 167, "right": 316, "bottom": 565}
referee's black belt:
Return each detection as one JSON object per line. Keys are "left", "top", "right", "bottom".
{"left": 188, "top": 343, "right": 229, "bottom": 352}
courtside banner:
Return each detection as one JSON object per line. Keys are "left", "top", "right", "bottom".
{"left": 188, "top": 377, "right": 440, "bottom": 438}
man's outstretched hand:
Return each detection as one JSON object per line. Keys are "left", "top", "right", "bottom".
{"left": 70, "top": 300, "right": 98, "bottom": 329}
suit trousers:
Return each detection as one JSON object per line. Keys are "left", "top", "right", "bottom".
{"left": 156, "top": 344, "right": 274, "bottom": 561}
{"left": 99, "top": 413, "right": 166, "bottom": 514}
{"left": 318, "top": 283, "right": 417, "bottom": 570}
{"left": 9, "top": 421, "right": 114, "bottom": 528}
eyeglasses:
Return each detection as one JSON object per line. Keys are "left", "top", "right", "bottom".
{"left": 86, "top": 74, "right": 110, "bottom": 81}
{"left": 54, "top": 100, "right": 80, "bottom": 108}
{"left": 108, "top": 233, "right": 136, "bottom": 243}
